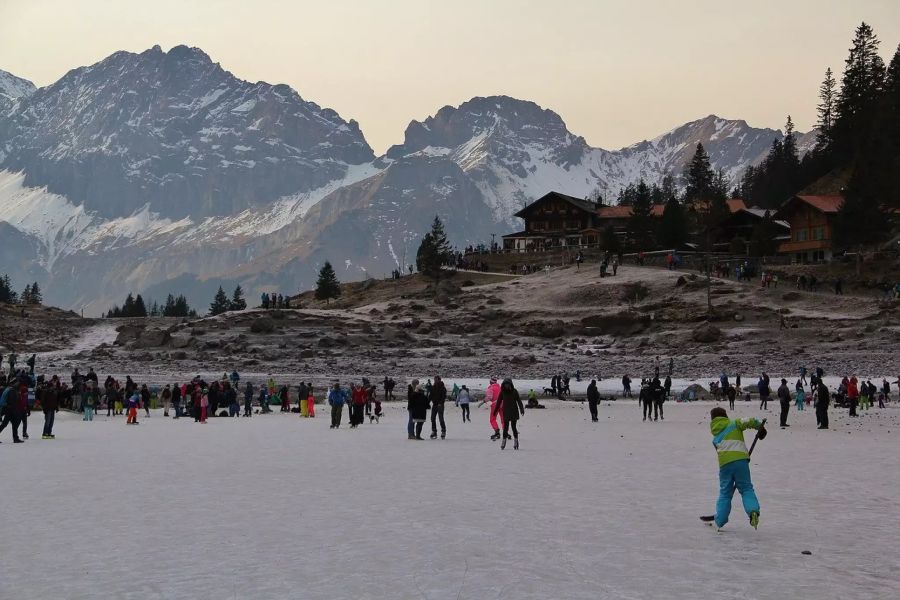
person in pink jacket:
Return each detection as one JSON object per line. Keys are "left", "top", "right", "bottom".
{"left": 200, "top": 389, "right": 209, "bottom": 423}
{"left": 479, "top": 377, "right": 503, "bottom": 440}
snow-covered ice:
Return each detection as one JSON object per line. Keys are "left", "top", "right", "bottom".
{"left": 4, "top": 401, "right": 899, "bottom": 599}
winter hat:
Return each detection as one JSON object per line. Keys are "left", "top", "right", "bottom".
{"left": 490, "top": 377, "right": 497, "bottom": 384}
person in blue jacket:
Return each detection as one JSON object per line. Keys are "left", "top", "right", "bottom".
{"left": 328, "top": 383, "right": 347, "bottom": 429}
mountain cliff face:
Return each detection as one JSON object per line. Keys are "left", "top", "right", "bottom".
{"left": 0, "top": 45, "right": 373, "bottom": 219}
{"left": 0, "top": 47, "right": 813, "bottom": 312}
{"left": 0, "top": 69, "right": 36, "bottom": 102}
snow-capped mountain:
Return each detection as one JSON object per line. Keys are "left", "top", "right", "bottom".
{"left": 385, "top": 96, "right": 814, "bottom": 225}
{"left": 0, "top": 69, "right": 36, "bottom": 102}
{"left": 0, "top": 45, "right": 373, "bottom": 220}
{"left": 0, "top": 47, "right": 813, "bottom": 313}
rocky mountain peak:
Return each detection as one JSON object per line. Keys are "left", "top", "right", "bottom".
{"left": 0, "top": 69, "right": 36, "bottom": 101}
{"left": 0, "top": 45, "right": 375, "bottom": 220}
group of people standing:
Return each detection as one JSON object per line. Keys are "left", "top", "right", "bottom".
{"left": 403, "top": 376, "right": 524, "bottom": 449}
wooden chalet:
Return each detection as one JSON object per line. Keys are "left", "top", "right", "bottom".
{"left": 502, "top": 192, "right": 601, "bottom": 251}
{"left": 774, "top": 195, "right": 843, "bottom": 263}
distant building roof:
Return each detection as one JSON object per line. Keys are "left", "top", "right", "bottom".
{"left": 513, "top": 191, "right": 598, "bottom": 219}
{"left": 794, "top": 195, "right": 843, "bottom": 213}
{"left": 774, "top": 195, "right": 844, "bottom": 220}
{"left": 726, "top": 198, "right": 747, "bottom": 212}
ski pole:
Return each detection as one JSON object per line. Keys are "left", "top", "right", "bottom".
{"left": 748, "top": 418, "right": 766, "bottom": 456}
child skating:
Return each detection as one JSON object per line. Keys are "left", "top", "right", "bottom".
{"left": 707, "top": 407, "right": 766, "bottom": 530}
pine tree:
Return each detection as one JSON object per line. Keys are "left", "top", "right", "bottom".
{"left": 683, "top": 143, "right": 715, "bottom": 205}
{"left": 175, "top": 295, "right": 191, "bottom": 317}
{"left": 134, "top": 294, "right": 148, "bottom": 317}
{"left": 122, "top": 293, "right": 135, "bottom": 317}
{"left": 28, "top": 282, "right": 42, "bottom": 305}
{"left": 415, "top": 216, "right": 453, "bottom": 279}
{"left": 230, "top": 285, "right": 247, "bottom": 311}
{"left": 750, "top": 211, "right": 779, "bottom": 257}
{"left": 149, "top": 301, "right": 160, "bottom": 317}
{"left": 209, "top": 286, "right": 229, "bottom": 316}
{"left": 833, "top": 22, "right": 885, "bottom": 161}
{"left": 815, "top": 67, "right": 837, "bottom": 150}
{"left": 658, "top": 198, "right": 688, "bottom": 249}
{"left": 315, "top": 261, "right": 341, "bottom": 305}
{"left": 600, "top": 225, "right": 621, "bottom": 254}
{"left": 627, "top": 179, "right": 655, "bottom": 247}
{"left": 0, "top": 274, "right": 16, "bottom": 303}
{"left": 21, "top": 284, "right": 32, "bottom": 305}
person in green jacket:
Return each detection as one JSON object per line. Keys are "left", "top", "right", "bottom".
{"left": 709, "top": 406, "right": 766, "bottom": 529}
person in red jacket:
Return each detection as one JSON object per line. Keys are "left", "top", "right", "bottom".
{"left": 350, "top": 383, "right": 367, "bottom": 428}
{"left": 848, "top": 376, "right": 860, "bottom": 417}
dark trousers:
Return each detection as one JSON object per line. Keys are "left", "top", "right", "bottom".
{"left": 816, "top": 406, "right": 829, "bottom": 429}
{"left": 759, "top": 396, "right": 768, "bottom": 410}
{"left": 728, "top": 397, "right": 735, "bottom": 410}
{"left": 352, "top": 403, "right": 364, "bottom": 425}
{"left": 460, "top": 404, "right": 470, "bottom": 422}
{"left": 415, "top": 421, "right": 424, "bottom": 438}
{"left": 243, "top": 401, "right": 251, "bottom": 417}
{"left": 849, "top": 399, "right": 858, "bottom": 416}
{"left": 174, "top": 402, "right": 182, "bottom": 418}
{"left": 0, "top": 411, "right": 22, "bottom": 441}
{"left": 21, "top": 412, "right": 27, "bottom": 436}
{"left": 502, "top": 420, "right": 519, "bottom": 438}
{"left": 431, "top": 404, "right": 446, "bottom": 434}
{"left": 331, "top": 404, "right": 343, "bottom": 428}
{"left": 407, "top": 413, "right": 414, "bottom": 437}
{"left": 43, "top": 409, "right": 55, "bottom": 436}
{"left": 642, "top": 400, "right": 653, "bottom": 420}
{"left": 588, "top": 400, "right": 598, "bottom": 421}
{"left": 654, "top": 401, "right": 664, "bottom": 420}
{"left": 779, "top": 400, "right": 790, "bottom": 426}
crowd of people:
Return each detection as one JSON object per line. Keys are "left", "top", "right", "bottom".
{"left": 2, "top": 347, "right": 897, "bottom": 452}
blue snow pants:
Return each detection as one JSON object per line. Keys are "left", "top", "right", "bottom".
{"left": 715, "top": 459, "right": 759, "bottom": 527}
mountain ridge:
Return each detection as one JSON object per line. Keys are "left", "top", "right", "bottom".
{"left": 0, "top": 47, "right": 816, "bottom": 312}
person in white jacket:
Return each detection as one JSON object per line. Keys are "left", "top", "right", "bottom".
{"left": 456, "top": 385, "right": 472, "bottom": 423}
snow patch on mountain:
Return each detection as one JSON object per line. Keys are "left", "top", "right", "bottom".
{"left": 0, "top": 161, "right": 381, "bottom": 268}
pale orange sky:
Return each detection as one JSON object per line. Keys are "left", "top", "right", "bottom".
{"left": 1, "top": 0, "right": 899, "bottom": 154}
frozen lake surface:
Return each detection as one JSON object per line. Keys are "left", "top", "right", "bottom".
{"left": 4, "top": 400, "right": 899, "bottom": 599}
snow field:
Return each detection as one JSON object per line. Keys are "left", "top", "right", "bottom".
{"left": 3, "top": 401, "right": 899, "bottom": 599}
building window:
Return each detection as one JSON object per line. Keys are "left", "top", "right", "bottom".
{"left": 795, "top": 228, "right": 808, "bottom": 242}
{"left": 812, "top": 226, "right": 825, "bottom": 241}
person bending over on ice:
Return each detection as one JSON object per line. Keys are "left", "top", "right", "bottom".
{"left": 709, "top": 407, "right": 765, "bottom": 530}
{"left": 493, "top": 379, "right": 525, "bottom": 450}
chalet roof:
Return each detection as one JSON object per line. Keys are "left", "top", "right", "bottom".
{"left": 596, "top": 204, "right": 666, "bottom": 219}
{"left": 774, "top": 195, "right": 843, "bottom": 220}
{"left": 795, "top": 195, "right": 843, "bottom": 213}
{"left": 724, "top": 207, "right": 790, "bottom": 230}
{"left": 513, "top": 191, "right": 598, "bottom": 219}
{"left": 727, "top": 198, "right": 747, "bottom": 212}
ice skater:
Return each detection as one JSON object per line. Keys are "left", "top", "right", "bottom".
{"left": 429, "top": 376, "right": 447, "bottom": 439}
{"left": 456, "top": 385, "right": 471, "bottom": 423}
{"left": 815, "top": 382, "right": 830, "bottom": 429}
{"left": 708, "top": 407, "right": 765, "bottom": 530}
{"left": 493, "top": 379, "right": 525, "bottom": 450}
{"left": 794, "top": 381, "right": 805, "bottom": 410}
{"left": 586, "top": 379, "right": 600, "bottom": 422}
{"left": 777, "top": 378, "right": 791, "bottom": 428}
{"left": 478, "top": 377, "right": 502, "bottom": 440}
